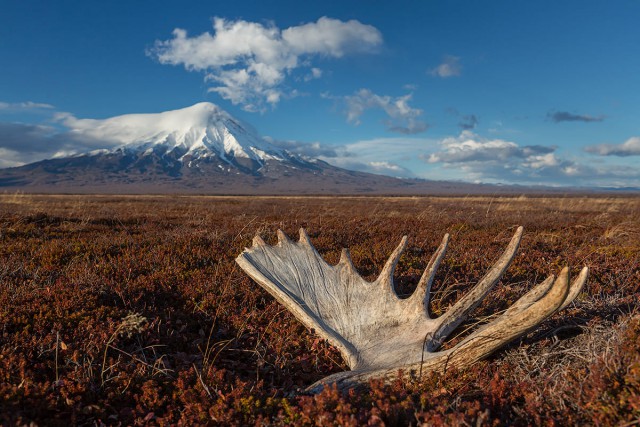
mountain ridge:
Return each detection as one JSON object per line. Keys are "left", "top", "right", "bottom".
{"left": 0, "top": 103, "right": 616, "bottom": 195}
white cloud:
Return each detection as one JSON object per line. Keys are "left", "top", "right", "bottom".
{"left": 427, "top": 131, "right": 559, "bottom": 166}
{"left": 149, "top": 17, "right": 382, "bottom": 112}
{"left": 0, "top": 148, "right": 26, "bottom": 168}
{"left": 584, "top": 136, "right": 640, "bottom": 156}
{"left": 53, "top": 112, "right": 131, "bottom": 147}
{"left": 0, "top": 101, "right": 54, "bottom": 111}
{"left": 429, "top": 55, "right": 461, "bottom": 78}
{"left": 303, "top": 67, "right": 323, "bottom": 82}
{"left": 342, "top": 89, "right": 427, "bottom": 134}
{"left": 426, "top": 131, "right": 593, "bottom": 184}
{"left": 282, "top": 17, "right": 382, "bottom": 56}
{"left": 320, "top": 137, "right": 434, "bottom": 178}
{"left": 328, "top": 157, "right": 415, "bottom": 178}
{"left": 428, "top": 132, "right": 521, "bottom": 163}
{"left": 272, "top": 132, "right": 631, "bottom": 185}
{"left": 267, "top": 137, "right": 343, "bottom": 158}
{"left": 521, "top": 152, "right": 560, "bottom": 169}
{"left": 423, "top": 132, "right": 640, "bottom": 187}
{"left": 368, "top": 161, "right": 408, "bottom": 174}
{"left": 237, "top": 135, "right": 422, "bottom": 177}
{"left": 0, "top": 122, "right": 90, "bottom": 166}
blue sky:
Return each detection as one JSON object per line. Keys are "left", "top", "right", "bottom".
{"left": 1, "top": 0, "right": 639, "bottom": 187}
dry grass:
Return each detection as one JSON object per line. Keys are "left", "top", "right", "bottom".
{"left": 0, "top": 193, "right": 639, "bottom": 425}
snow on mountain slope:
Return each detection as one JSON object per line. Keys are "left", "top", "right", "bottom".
{"left": 62, "top": 102, "right": 285, "bottom": 164}
{"left": 0, "top": 102, "right": 515, "bottom": 195}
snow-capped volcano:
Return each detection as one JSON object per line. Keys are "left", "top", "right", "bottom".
{"left": 1, "top": 102, "right": 471, "bottom": 195}
{"left": 64, "top": 102, "right": 285, "bottom": 166}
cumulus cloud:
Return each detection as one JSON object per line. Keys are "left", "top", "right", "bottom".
{"left": 342, "top": 89, "right": 427, "bottom": 134}
{"left": 427, "top": 131, "right": 554, "bottom": 164}
{"left": 149, "top": 17, "right": 382, "bottom": 112}
{"left": 548, "top": 111, "right": 605, "bottom": 123}
{"left": 584, "top": 136, "right": 640, "bottom": 156}
{"left": 425, "top": 131, "right": 596, "bottom": 184}
{"left": 429, "top": 55, "right": 461, "bottom": 78}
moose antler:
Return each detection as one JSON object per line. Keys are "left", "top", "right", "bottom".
{"left": 236, "top": 227, "right": 588, "bottom": 392}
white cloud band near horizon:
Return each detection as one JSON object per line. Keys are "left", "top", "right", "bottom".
{"left": 281, "top": 130, "right": 640, "bottom": 186}
{"left": 149, "top": 17, "right": 382, "bottom": 112}
{"left": 425, "top": 131, "right": 581, "bottom": 183}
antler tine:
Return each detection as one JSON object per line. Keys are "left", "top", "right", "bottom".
{"left": 376, "top": 236, "right": 408, "bottom": 294}
{"left": 446, "top": 267, "right": 571, "bottom": 366}
{"left": 501, "top": 266, "right": 588, "bottom": 315}
{"left": 503, "top": 266, "right": 588, "bottom": 316}
{"left": 408, "top": 233, "right": 450, "bottom": 316}
{"left": 431, "top": 226, "right": 523, "bottom": 348}
{"left": 276, "top": 229, "right": 291, "bottom": 245}
{"left": 338, "top": 248, "right": 359, "bottom": 271}
{"left": 252, "top": 234, "right": 267, "bottom": 247}
{"left": 559, "top": 266, "right": 589, "bottom": 311}
{"left": 298, "top": 228, "right": 313, "bottom": 246}
{"left": 504, "top": 274, "right": 556, "bottom": 316}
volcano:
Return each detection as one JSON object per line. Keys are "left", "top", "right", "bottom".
{"left": 0, "top": 103, "right": 496, "bottom": 195}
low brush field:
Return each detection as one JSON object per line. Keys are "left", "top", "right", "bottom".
{"left": 1, "top": 194, "right": 639, "bottom": 426}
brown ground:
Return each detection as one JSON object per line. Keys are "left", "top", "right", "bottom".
{"left": 1, "top": 194, "right": 639, "bottom": 425}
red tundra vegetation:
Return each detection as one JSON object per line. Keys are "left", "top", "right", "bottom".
{"left": 0, "top": 194, "right": 639, "bottom": 426}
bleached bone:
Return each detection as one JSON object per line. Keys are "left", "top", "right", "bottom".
{"left": 236, "top": 227, "right": 588, "bottom": 392}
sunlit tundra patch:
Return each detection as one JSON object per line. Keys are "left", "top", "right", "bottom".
{"left": 0, "top": 194, "right": 639, "bottom": 425}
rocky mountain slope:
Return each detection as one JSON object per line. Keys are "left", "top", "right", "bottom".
{"left": 0, "top": 103, "right": 517, "bottom": 195}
